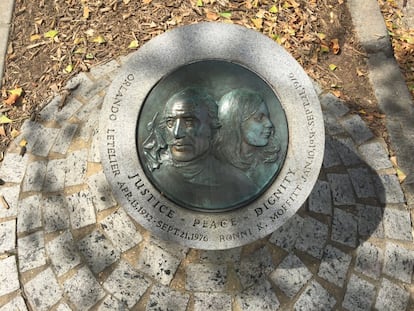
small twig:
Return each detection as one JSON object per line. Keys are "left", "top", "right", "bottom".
{"left": 0, "top": 195, "right": 10, "bottom": 209}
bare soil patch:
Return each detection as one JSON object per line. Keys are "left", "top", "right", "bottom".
{"left": 1, "top": 0, "right": 384, "bottom": 154}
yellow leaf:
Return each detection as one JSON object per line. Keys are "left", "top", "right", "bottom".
{"left": 0, "top": 115, "right": 13, "bottom": 124}
{"left": 219, "top": 12, "right": 232, "bottom": 19}
{"left": 320, "top": 44, "right": 330, "bottom": 53}
{"left": 251, "top": 18, "right": 263, "bottom": 29}
{"left": 197, "top": 0, "right": 203, "bottom": 6}
{"left": 397, "top": 168, "right": 407, "bottom": 183}
{"left": 317, "top": 33, "right": 327, "bottom": 40}
{"left": 269, "top": 5, "right": 278, "bottom": 13}
{"left": 44, "top": 29, "right": 58, "bottom": 39}
{"left": 74, "top": 47, "right": 86, "bottom": 54}
{"left": 65, "top": 64, "right": 73, "bottom": 73}
{"left": 19, "top": 139, "right": 27, "bottom": 147}
{"left": 83, "top": 6, "right": 90, "bottom": 19}
{"left": 85, "top": 53, "right": 94, "bottom": 59}
{"left": 143, "top": 0, "right": 152, "bottom": 3}
{"left": 329, "top": 64, "right": 337, "bottom": 71}
{"left": 8, "top": 87, "right": 23, "bottom": 96}
{"left": 128, "top": 40, "right": 139, "bottom": 49}
{"left": 92, "top": 35, "right": 106, "bottom": 44}
{"left": 74, "top": 37, "right": 84, "bottom": 45}
{"left": 11, "top": 129, "right": 20, "bottom": 138}
{"left": 30, "top": 34, "right": 41, "bottom": 42}
{"left": 123, "top": 0, "right": 131, "bottom": 3}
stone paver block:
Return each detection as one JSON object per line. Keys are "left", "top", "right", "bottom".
{"left": 136, "top": 243, "right": 181, "bottom": 286}
{"left": 320, "top": 93, "right": 349, "bottom": 117}
{"left": 355, "top": 241, "right": 383, "bottom": 279}
{"left": 17, "top": 194, "right": 42, "bottom": 233}
{"left": 383, "top": 207, "right": 413, "bottom": 241}
{"left": 308, "top": 180, "right": 332, "bottom": 215}
{"left": 348, "top": 167, "right": 376, "bottom": 199}
{"left": 47, "top": 230, "right": 82, "bottom": 276}
{"left": 42, "top": 194, "right": 70, "bottom": 233}
{"left": 18, "top": 231, "right": 46, "bottom": 272}
{"left": 359, "top": 141, "right": 393, "bottom": 170}
{"left": 65, "top": 149, "right": 88, "bottom": 187}
{"left": 76, "top": 94, "right": 103, "bottom": 121}
{"left": 149, "top": 236, "right": 189, "bottom": 260}
{"left": 39, "top": 96, "right": 83, "bottom": 124}
{"left": 68, "top": 73, "right": 109, "bottom": 101}
{"left": 357, "top": 204, "right": 384, "bottom": 238}
{"left": 147, "top": 284, "right": 190, "bottom": 311}
{"left": 327, "top": 173, "right": 356, "bottom": 206}
{"left": 295, "top": 217, "right": 328, "bottom": 259}
{"left": 186, "top": 263, "right": 227, "bottom": 292}
{"left": 88, "top": 129, "right": 100, "bottom": 162}
{"left": 236, "top": 280, "right": 280, "bottom": 311}
{"left": 332, "top": 137, "right": 361, "bottom": 166}
{"left": 199, "top": 247, "right": 241, "bottom": 263}
{"left": 87, "top": 171, "right": 117, "bottom": 212}
{"left": 101, "top": 209, "right": 142, "bottom": 252}
{"left": 383, "top": 243, "right": 414, "bottom": 283}
{"left": 97, "top": 296, "right": 127, "bottom": 311}
{"left": 66, "top": 190, "right": 96, "bottom": 229}
{"left": 323, "top": 113, "right": 345, "bottom": 136}
{"left": 331, "top": 208, "right": 358, "bottom": 247}
{"left": 318, "top": 245, "right": 352, "bottom": 288}
{"left": 0, "top": 219, "right": 16, "bottom": 253}
{"left": 89, "top": 59, "right": 120, "bottom": 79}
{"left": 43, "top": 159, "right": 66, "bottom": 192}
{"left": 78, "top": 230, "right": 120, "bottom": 274}
{"left": 63, "top": 267, "right": 105, "bottom": 310}
{"left": 375, "top": 278, "right": 410, "bottom": 311}
{"left": 323, "top": 136, "right": 342, "bottom": 168}
{"left": 22, "top": 160, "right": 47, "bottom": 192}
{"left": 51, "top": 123, "right": 78, "bottom": 154}
{"left": 342, "top": 274, "right": 376, "bottom": 311}
{"left": 0, "top": 295, "right": 28, "bottom": 311}
{"left": 269, "top": 214, "right": 304, "bottom": 251}
{"left": 0, "top": 152, "right": 28, "bottom": 183}
{"left": 340, "top": 114, "right": 374, "bottom": 145}
{"left": 294, "top": 280, "right": 336, "bottom": 311}
{"left": 28, "top": 125, "right": 60, "bottom": 157}
{"left": 270, "top": 254, "right": 312, "bottom": 298}
{"left": 103, "top": 260, "right": 151, "bottom": 308}
{"left": 24, "top": 268, "right": 62, "bottom": 311}
{"left": 0, "top": 256, "right": 19, "bottom": 296}
{"left": 376, "top": 174, "right": 406, "bottom": 204}
{"left": 193, "top": 292, "right": 231, "bottom": 311}
{"left": 236, "top": 247, "right": 275, "bottom": 288}
{"left": 78, "top": 113, "right": 98, "bottom": 142}
{"left": 56, "top": 303, "right": 72, "bottom": 311}
{"left": 0, "top": 185, "right": 20, "bottom": 218}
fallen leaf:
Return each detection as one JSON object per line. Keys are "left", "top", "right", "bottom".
{"left": 123, "top": 0, "right": 131, "bottom": 3}
{"left": 206, "top": 11, "right": 219, "bottom": 21}
{"left": 219, "top": 12, "right": 232, "bottom": 19}
{"left": 320, "top": 44, "right": 330, "bottom": 53}
{"left": 11, "top": 129, "right": 20, "bottom": 138}
{"left": 269, "top": 5, "right": 278, "bottom": 13}
{"left": 317, "top": 33, "right": 326, "bottom": 40}
{"left": 329, "top": 63, "right": 337, "bottom": 71}
{"left": 330, "top": 38, "right": 340, "bottom": 54}
{"left": 128, "top": 40, "right": 139, "bottom": 49}
{"left": 356, "top": 68, "right": 365, "bottom": 76}
{"left": 331, "top": 90, "right": 341, "bottom": 97}
{"left": 85, "top": 53, "right": 94, "bottom": 59}
{"left": 197, "top": 0, "right": 203, "bottom": 6}
{"left": 30, "top": 34, "right": 41, "bottom": 42}
{"left": 251, "top": 18, "right": 263, "bottom": 29}
{"left": 9, "top": 87, "right": 23, "bottom": 96}
{"left": 0, "top": 115, "right": 13, "bottom": 124}
{"left": 4, "top": 93, "right": 19, "bottom": 106}
{"left": 83, "top": 6, "right": 90, "bottom": 19}
{"left": 84, "top": 28, "right": 95, "bottom": 37}
{"left": 0, "top": 126, "right": 5, "bottom": 136}
{"left": 143, "top": 0, "right": 152, "bottom": 4}
{"left": 65, "top": 64, "right": 74, "bottom": 73}
{"left": 92, "top": 35, "right": 106, "bottom": 44}
{"left": 74, "top": 47, "right": 86, "bottom": 54}
{"left": 44, "top": 29, "right": 58, "bottom": 39}
{"left": 0, "top": 195, "right": 10, "bottom": 209}
{"left": 19, "top": 138, "right": 27, "bottom": 147}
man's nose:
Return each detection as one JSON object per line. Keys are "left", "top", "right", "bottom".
{"left": 264, "top": 117, "right": 273, "bottom": 128}
{"left": 173, "top": 119, "right": 185, "bottom": 138}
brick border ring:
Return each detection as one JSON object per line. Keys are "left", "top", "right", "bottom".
{"left": 99, "top": 22, "right": 324, "bottom": 249}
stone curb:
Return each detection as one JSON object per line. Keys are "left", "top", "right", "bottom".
{"left": 0, "top": 0, "right": 15, "bottom": 90}
{"left": 347, "top": 0, "right": 414, "bottom": 204}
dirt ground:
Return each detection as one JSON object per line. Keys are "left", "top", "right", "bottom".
{"left": 0, "top": 0, "right": 391, "bottom": 154}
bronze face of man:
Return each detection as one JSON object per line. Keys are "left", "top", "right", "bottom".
{"left": 162, "top": 88, "right": 219, "bottom": 163}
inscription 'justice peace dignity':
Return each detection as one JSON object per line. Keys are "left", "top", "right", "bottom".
{"left": 141, "top": 87, "right": 285, "bottom": 211}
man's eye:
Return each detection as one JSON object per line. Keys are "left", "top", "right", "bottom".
{"left": 184, "top": 119, "right": 194, "bottom": 127}
{"left": 166, "top": 119, "right": 174, "bottom": 128}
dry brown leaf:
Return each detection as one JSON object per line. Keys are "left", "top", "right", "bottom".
{"left": 4, "top": 93, "right": 19, "bottom": 106}
{"left": 330, "top": 38, "right": 340, "bottom": 54}
{"left": 251, "top": 18, "right": 263, "bottom": 29}
{"left": 143, "top": 0, "right": 153, "bottom": 4}
{"left": 206, "top": 10, "right": 219, "bottom": 21}
{"left": 0, "top": 126, "right": 6, "bottom": 136}
{"left": 83, "top": 6, "right": 90, "bottom": 19}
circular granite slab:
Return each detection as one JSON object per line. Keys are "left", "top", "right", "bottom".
{"left": 0, "top": 56, "right": 413, "bottom": 310}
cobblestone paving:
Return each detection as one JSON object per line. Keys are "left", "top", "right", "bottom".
{"left": 0, "top": 59, "right": 413, "bottom": 311}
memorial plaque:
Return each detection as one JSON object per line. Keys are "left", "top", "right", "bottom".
{"left": 99, "top": 22, "right": 324, "bottom": 250}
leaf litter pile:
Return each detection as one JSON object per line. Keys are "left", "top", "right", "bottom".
{"left": 1, "top": 0, "right": 388, "bottom": 155}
